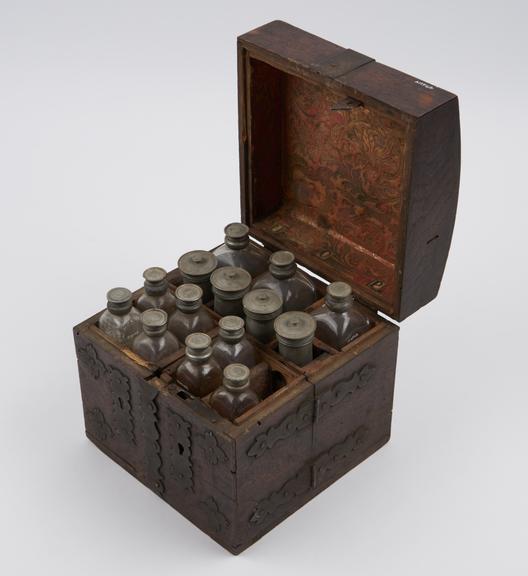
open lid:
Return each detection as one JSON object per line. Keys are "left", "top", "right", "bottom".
{"left": 238, "top": 21, "right": 460, "bottom": 321}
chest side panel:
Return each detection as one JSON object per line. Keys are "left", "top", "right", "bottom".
{"left": 232, "top": 379, "right": 314, "bottom": 536}
{"left": 74, "top": 326, "right": 153, "bottom": 478}
{"left": 311, "top": 326, "right": 399, "bottom": 487}
{"left": 151, "top": 386, "right": 239, "bottom": 548}
{"left": 399, "top": 98, "right": 461, "bottom": 319}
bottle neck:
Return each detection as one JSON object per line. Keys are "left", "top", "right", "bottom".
{"left": 270, "top": 263, "right": 296, "bottom": 279}
{"left": 325, "top": 295, "right": 353, "bottom": 313}
{"left": 225, "top": 235, "right": 249, "bottom": 250}
{"left": 219, "top": 330, "right": 243, "bottom": 344}
{"left": 108, "top": 303, "right": 132, "bottom": 316}
{"left": 177, "top": 301, "right": 201, "bottom": 314}
{"left": 144, "top": 279, "right": 169, "bottom": 296}
{"left": 186, "top": 349, "right": 213, "bottom": 363}
{"left": 223, "top": 380, "right": 249, "bottom": 394}
{"left": 143, "top": 327, "right": 166, "bottom": 338}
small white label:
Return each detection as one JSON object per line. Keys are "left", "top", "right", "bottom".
{"left": 414, "top": 79, "right": 434, "bottom": 90}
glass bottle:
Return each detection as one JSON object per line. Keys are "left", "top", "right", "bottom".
{"left": 131, "top": 309, "right": 180, "bottom": 363}
{"left": 311, "top": 282, "right": 372, "bottom": 349}
{"left": 178, "top": 250, "right": 218, "bottom": 303}
{"left": 136, "top": 267, "right": 178, "bottom": 315}
{"left": 243, "top": 288, "right": 283, "bottom": 343}
{"left": 212, "top": 316, "right": 257, "bottom": 369}
{"left": 176, "top": 333, "right": 222, "bottom": 397}
{"left": 98, "top": 287, "right": 140, "bottom": 346}
{"left": 210, "top": 364, "right": 259, "bottom": 422}
{"left": 168, "top": 283, "right": 215, "bottom": 342}
{"left": 210, "top": 266, "right": 252, "bottom": 317}
{"left": 252, "top": 250, "right": 316, "bottom": 311}
{"left": 212, "top": 222, "right": 269, "bottom": 278}
{"left": 274, "top": 311, "right": 316, "bottom": 367}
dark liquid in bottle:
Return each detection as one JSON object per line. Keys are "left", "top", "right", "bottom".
{"left": 176, "top": 333, "right": 222, "bottom": 397}
{"left": 210, "top": 363, "right": 259, "bottom": 422}
{"left": 211, "top": 316, "right": 257, "bottom": 369}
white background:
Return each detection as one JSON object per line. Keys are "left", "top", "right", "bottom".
{"left": 1, "top": 1, "right": 526, "bottom": 574}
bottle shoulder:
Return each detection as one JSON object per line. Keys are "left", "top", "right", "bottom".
{"left": 132, "top": 332, "right": 179, "bottom": 361}
{"left": 238, "top": 389, "right": 259, "bottom": 405}
{"left": 211, "top": 337, "right": 257, "bottom": 368}
{"left": 163, "top": 332, "right": 180, "bottom": 351}
{"left": 177, "top": 357, "right": 222, "bottom": 396}
{"left": 131, "top": 333, "right": 156, "bottom": 358}
{"left": 99, "top": 309, "right": 123, "bottom": 326}
{"left": 253, "top": 272, "right": 316, "bottom": 310}
{"left": 168, "top": 307, "right": 215, "bottom": 337}
{"left": 136, "top": 291, "right": 177, "bottom": 314}
{"left": 210, "top": 385, "right": 259, "bottom": 421}
{"left": 177, "top": 357, "right": 220, "bottom": 377}
{"left": 312, "top": 304, "right": 371, "bottom": 348}
{"left": 214, "top": 245, "right": 269, "bottom": 277}
{"left": 99, "top": 310, "right": 140, "bottom": 345}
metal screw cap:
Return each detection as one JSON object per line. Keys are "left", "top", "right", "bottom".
{"left": 143, "top": 267, "right": 169, "bottom": 295}
{"left": 143, "top": 267, "right": 166, "bottom": 283}
{"left": 107, "top": 287, "right": 132, "bottom": 304}
{"left": 325, "top": 281, "right": 353, "bottom": 311}
{"left": 141, "top": 308, "right": 168, "bottom": 336}
{"left": 184, "top": 332, "right": 212, "bottom": 360}
{"left": 274, "top": 311, "right": 316, "bottom": 347}
{"left": 269, "top": 250, "right": 297, "bottom": 278}
{"left": 210, "top": 266, "right": 252, "bottom": 298}
{"left": 243, "top": 288, "right": 283, "bottom": 320}
{"left": 327, "top": 281, "right": 352, "bottom": 299}
{"left": 178, "top": 250, "right": 218, "bottom": 279}
{"left": 223, "top": 363, "right": 250, "bottom": 390}
{"left": 106, "top": 287, "right": 133, "bottom": 314}
{"left": 224, "top": 222, "right": 250, "bottom": 249}
{"left": 218, "top": 315, "right": 245, "bottom": 341}
{"left": 175, "top": 283, "right": 203, "bottom": 311}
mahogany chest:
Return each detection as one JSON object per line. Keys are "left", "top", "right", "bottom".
{"left": 73, "top": 20, "right": 460, "bottom": 554}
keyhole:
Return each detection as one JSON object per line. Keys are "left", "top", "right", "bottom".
{"left": 178, "top": 442, "right": 184, "bottom": 455}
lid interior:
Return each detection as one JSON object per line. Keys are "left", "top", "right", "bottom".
{"left": 242, "top": 56, "right": 411, "bottom": 317}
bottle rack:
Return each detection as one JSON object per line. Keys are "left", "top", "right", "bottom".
{"left": 86, "top": 240, "right": 384, "bottom": 429}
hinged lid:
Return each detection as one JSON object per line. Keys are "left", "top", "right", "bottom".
{"left": 238, "top": 21, "right": 460, "bottom": 321}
